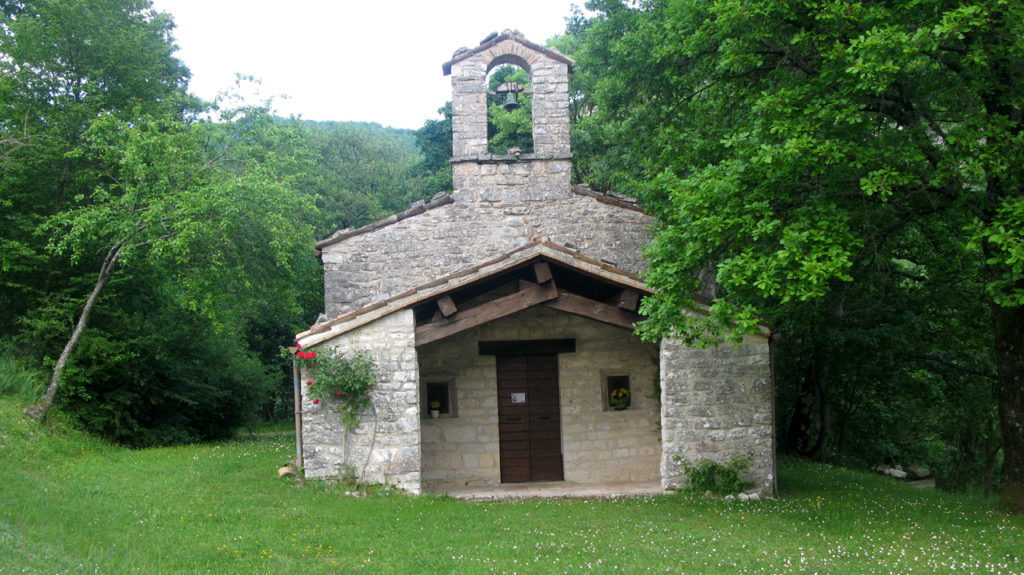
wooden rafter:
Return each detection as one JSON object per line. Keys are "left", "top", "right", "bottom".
{"left": 545, "top": 291, "right": 642, "bottom": 331}
{"left": 533, "top": 261, "right": 553, "bottom": 284}
{"left": 437, "top": 295, "right": 458, "bottom": 317}
{"left": 614, "top": 289, "right": 640, "bottom": 311}
{"left": 416, "top": 280, "right": 559, "bottom": 346}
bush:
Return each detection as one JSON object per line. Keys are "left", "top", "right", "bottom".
{"left": 54, "top": 282, "right": 277, "bottom": 447}
{"left": 292, "top": 348, "right": 377, "bottom": 428}
{"left": 678, "top": 457, "right": 754, "bottom": 495}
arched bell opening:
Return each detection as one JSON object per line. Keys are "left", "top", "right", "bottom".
{"left": 486, "top": 63, "right": 533, "bottom": 155}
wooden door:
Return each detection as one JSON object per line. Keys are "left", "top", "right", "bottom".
{"left": 497, "top": 354, "right": 564, "bottom": 483}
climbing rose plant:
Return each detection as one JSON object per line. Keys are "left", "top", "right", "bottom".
{"left": 287, "top": 344, "right": 377, "bottom": 428}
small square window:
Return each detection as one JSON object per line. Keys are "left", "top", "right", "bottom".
{"left": 424, "top": 381, "right": 456, "bottom": 418}
{"left": 607, "top": 375, "right": 631, "bottom": 410}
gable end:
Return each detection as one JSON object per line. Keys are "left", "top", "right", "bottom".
{"left": 442, "top": 29, "right": 574, "bottom": 76}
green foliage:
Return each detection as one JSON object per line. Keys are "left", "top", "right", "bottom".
{"left": 0, "top": 0, "right": 326, "bottom": 440}
{"left": 304, "top": 121, "right": 429, "bottom": 236}
{"left": 548, "top": 7, "right": 636, "bottom": 190}
{"left": 487, "top": 65, "right": 533, "bottom": 154}
{"left": 53, "top": 266, "right": 277, "bottom": 446}
{"left": 412, "top": 102, "right": 454, "bottom": 195}
{"left": 294, "top": 349, "right": 377, "bottom": 428}
{"left": 678, "top": 457, "right": 754, "bottom": 496}
{"left": 35, "top": 103, "right": 320, "bottom": 428}
{"left": 0, "top": 0, "right": 196, "bottom": 337}
{"left": 574, "top": 0, "right": 1024, "bottom": 336}
{"left": 0, "top": 352, "right": 45, "bottom": 404}
{"left": 572, "top": 0, "right": 1023, "bottom": 507}
{"left": 0, "top": 0, "right": 458, "bottom": 444}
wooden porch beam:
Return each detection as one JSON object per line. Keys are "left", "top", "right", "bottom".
{"left": 416, "top": 281, "right": 559, "bottom": 346}
{"left": 545, "top": 291, "right": 643, "bottom": 331}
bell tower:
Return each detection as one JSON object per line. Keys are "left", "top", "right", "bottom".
{"left": 442, "top": 30, "right": 574, "bottom": 203}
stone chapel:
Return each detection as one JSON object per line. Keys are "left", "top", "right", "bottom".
{"left": 295, "top": 30, "right": 776, "bottom": 496}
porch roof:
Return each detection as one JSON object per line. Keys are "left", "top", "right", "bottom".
{"left": 296, "top": 240, "right": 651, "bottom": 349}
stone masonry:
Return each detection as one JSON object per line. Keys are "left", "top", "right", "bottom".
{"left": 660, "top": 335, "right": 775, "bottom": 495}
{"left": 317, "top": 30, "right": 645, "bottom": 319}
{"left": 446, "top": 30, "right": 572, "bottom": 160}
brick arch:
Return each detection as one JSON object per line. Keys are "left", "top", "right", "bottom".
{"left": 486, "top": 52, "right": 531, "bottom": 75}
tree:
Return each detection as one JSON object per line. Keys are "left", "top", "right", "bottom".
{"left": 548, "top": 5, "right": 637, "bottom": 190}
{"left": 412, "top": 103, "right": 454, "bottom": 196}
{"left": 1, "top": 1, "right": 321, "bottom": 434}
{"left": 35, "top": 107, "right": 317, "bottom": 421}
{"left": 0, "top": 0, "right": 193, "bottom": 340}
{"left": 53, "top": 259, "right": 281, "bottom": 445}
{"left": 577, "top": 0, "right": 1024, "bottom": 511}
{"left": 305, "top": 121, "right": 424, "bottom": 236}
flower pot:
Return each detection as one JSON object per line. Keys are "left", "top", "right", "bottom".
{"left": 430, "top": 409, "right": 440, "bottom": 419}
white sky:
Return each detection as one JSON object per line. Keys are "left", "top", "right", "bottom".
{"left": 149, "top": 1, "right": 585, "bottom": 129}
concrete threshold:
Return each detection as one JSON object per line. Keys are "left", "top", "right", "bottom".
{"left": 441, "top": 480, "right": 667, "bottom": 501}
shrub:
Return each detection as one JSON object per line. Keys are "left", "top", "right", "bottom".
{"left": 290, "top": 346, "right": 377, "bottom": 428}
{"left": 678, "top": 457, "right": 754, "bottom": 496}
{"left": 58, "top": 306, "right": 276, "bottom": 447}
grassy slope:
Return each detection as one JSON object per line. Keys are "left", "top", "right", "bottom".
{"left": 1, "top": 398, "right": 1021, "bottom": 574}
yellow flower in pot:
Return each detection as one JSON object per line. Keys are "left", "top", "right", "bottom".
{"left": 609, "top": 388, "right": 630, "bottom": 410}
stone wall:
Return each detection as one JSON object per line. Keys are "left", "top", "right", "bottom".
{"left": 659, "top": 335, "right": 775, "bottom": 495}
{"left": 301, "top": 310, "right": 421, "bottom": 493}
{"left": 417, "top": 305, "right": 661, "bottom": 492}
{"left": 452, "top": 157, "right": 572, "bottom": 204}
{"left": 320, "top": 192, "right": 652, "bottom": 318}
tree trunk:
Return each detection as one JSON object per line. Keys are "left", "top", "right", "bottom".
{"left": 785, "top": 344, "right": 831, "bottom": 459}
{"left": 784, "top": 361, "right": 817, "bottom": 453}
{"left": 984, "top": 429, "right": 1001, "bottom": 499}
{"left": 32, "top": 242, "right": 123, "bottom": 421}
{"left": 992, "top": 301, "right": 1024, "bottom": 513}
{"left": 806, "top": 348, "right": 831, "bottom": 461}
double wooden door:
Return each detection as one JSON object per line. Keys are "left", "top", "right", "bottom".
{"left": 496, "top": 354, "right": 564, "bottom": 483}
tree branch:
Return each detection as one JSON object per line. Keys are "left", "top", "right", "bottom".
{"left": 911, "top": 354, "right": 997, "bottom": 381}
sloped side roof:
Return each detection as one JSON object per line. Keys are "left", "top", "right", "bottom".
{"left": 315, "top": 184, "right": 641, "bottom": 252}
{"left": 297, "top": 241, "right": 650, "bottom": 348}
{"left": 315, "top": 192, "right": 453, "bottom": 251}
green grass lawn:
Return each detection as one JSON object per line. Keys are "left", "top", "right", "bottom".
{"left": 1, "top": 399, "right": 1021, "bottom": 574}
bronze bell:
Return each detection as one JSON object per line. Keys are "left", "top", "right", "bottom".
{"left": 495, "top": 81, "right": 523, "bottom": 112}
{"left": 501, "top": 91, "right": 520, "bottom": 111}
